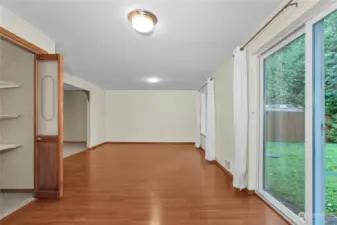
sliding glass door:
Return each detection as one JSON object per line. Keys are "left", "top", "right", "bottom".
{"left": 258, "top": 2, "right": 337, "bottom": 225}
{"left": 308, "top": 6, "right": 337, "bottom": 225}
{"left": 259, "top": 30, "right": 306, "bottom": 224}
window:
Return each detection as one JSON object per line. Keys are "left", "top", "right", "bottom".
{"left": 201, "top": 92, "right": 206, "bottom": 135}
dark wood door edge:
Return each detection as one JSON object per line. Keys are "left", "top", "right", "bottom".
{"left": 35, "top": 190, "right": 61, "bottom": 199}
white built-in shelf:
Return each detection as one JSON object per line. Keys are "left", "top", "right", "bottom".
{"left": 0, "top": 81, "right": 20, "bottom": 89}
{"left": 0, "top": 115, "right": 21, "bottom": 120}
{"left": 0, "top": 144, "right": 21, "bottom": 153}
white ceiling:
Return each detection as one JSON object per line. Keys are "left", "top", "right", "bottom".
{"left": 0, "top": 0, "right": 279, "bottom": 90}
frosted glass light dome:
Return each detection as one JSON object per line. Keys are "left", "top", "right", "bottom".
{"left": 147, "top": 77, "right": 160, "bottom": 83}
{"left": 128, "top": 10, "right": 157, "bottom": 34}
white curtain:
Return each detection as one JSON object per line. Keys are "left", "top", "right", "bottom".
{"left": 195, "top": 91, "right": 201, "bottom": 148}
{"left": 233, "top": 47, "right": 248, "bottom": 190}
{"left": 205, "top": 78, "right": 216, "bottom": 161}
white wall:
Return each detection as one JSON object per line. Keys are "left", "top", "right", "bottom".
{"left": 64, "top": 73, "right": 106, "bottom": 147}
{"left": 106, "top": 90, "right": 196, "bottom": 143}
{"left": 198, "top": 60, "right": 235, "bottom": 167}
{"left": 64, "top": 91, "right": 87, "bottom": 142}
{"left": 213, "top": 58, "right": 235, "bottom": 172}
{"left": 0, "top": 5, "right": 55, "bottom": 53}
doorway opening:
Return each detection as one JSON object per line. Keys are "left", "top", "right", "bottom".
{"left": 63, "top": 83, "right": 89, "bottom": 158}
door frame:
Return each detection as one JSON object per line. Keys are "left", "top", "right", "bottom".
{"left": 0, "top": 27, "right": 64, "bottom": 199}
{"left": 0, "top": 27, "right": 48, "bottom": 54}
{"left": 35, "top": 54, "right": 64, "bottom": 199}
{"left": 63, "top": 84, "right": 90, "bottom": 147}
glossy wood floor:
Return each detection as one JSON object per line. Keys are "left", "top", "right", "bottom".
{"left": 1, "top": 144, "right": 288, "bottom": 225}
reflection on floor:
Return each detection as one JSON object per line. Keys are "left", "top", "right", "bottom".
{"left": 0, "top": 193, "right": 34, "bottom": 220}
{"left": 0, "top": 142, "right": 87, "bottom": 220}
{"left": 2, "top": 144, "right": 288, "bottom": 225}
{"left": 63, "top": 142, "right": 87, "bottom": 158}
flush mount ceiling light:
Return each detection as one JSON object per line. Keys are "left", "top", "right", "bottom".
{"left": 147, "top": 77, "right": 160, "bottom": 83}
{"left": 128, "top": 9, "right": 157, "bottom": 34}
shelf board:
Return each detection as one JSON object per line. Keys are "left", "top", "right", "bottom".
{"left": 0, "top": 81, "right": 20, "bottom": 89}
{"left": 0, "top": 115, "right": 21, "bottom": 120}
{"left": 0, "top": 144, "right": 21, "bottom": 153}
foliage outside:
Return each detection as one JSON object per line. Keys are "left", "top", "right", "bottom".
{"left": 264, "top": 11, "right": 337, "bottom": 216}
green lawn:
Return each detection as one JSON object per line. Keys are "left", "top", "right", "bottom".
{"left": 265, "top": 142, "right": 337, "bottom": 215}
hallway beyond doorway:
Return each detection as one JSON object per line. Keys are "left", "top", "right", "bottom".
{"left": 63, "top": 142, "right": 87, "bottom": 158}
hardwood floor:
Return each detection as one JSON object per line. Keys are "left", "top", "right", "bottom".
{"left": 1, "top": 143, "right": 288, "bottom": 225}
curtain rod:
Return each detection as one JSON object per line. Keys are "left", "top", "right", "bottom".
{"left": 239, "top": 0, "right": 298, "bottom": 51}
{"left": 198, "top": 78, "right": 214, "bottom": 92}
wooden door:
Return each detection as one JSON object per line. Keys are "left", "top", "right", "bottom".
{"left": 34, "top": 54, "right": 63, "bottom": 199}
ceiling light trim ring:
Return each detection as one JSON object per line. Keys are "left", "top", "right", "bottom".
{"left": 128, "top": 9, "right": 158, "bottom": 26}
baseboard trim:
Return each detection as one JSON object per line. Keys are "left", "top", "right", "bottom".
{"left": 87, "top": 142, "right": 106, "bottom": 150}
{"left": 212, "top": 160, "right": 234, "bottom": 183}
{"left": 105, "top": 142, "right": 194, "bottom": 145}
{"left": 211, "top": 158, "right": 257, "bottom": 194}
{"left": 244, "top": 189, "right": 256, "bottom": 195}
{"left": 0, "top": 199, "right": 36, "bottom": 222}
{"left": 0, "top": 189, "right": 34, "bottom": 193}
{"left": 63, "top": 143, "right": 99, "bottom": 159}
{"left": 207, "top": 153, "right": 291, "bottom": 225}
{"left": 254, "top": 193, "right": 292, "bottom": 225}
{"left": 64, "top": 141, "right": 86, "bottom": 143}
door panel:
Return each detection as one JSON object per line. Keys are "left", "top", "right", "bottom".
{"left": 36, "top": 136, "right": 59, "bottom": 197}
{"left": 38, "top": 60, "right": 58, "bottom": 135}
{"left": 258, "top": 29, "right": 306, "bottom": 224}
{"left": 34, "top": 54, "right": 63, "bottom": 199}
{"left": 311, "top": 9, "right": 337, "bottom": 224}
